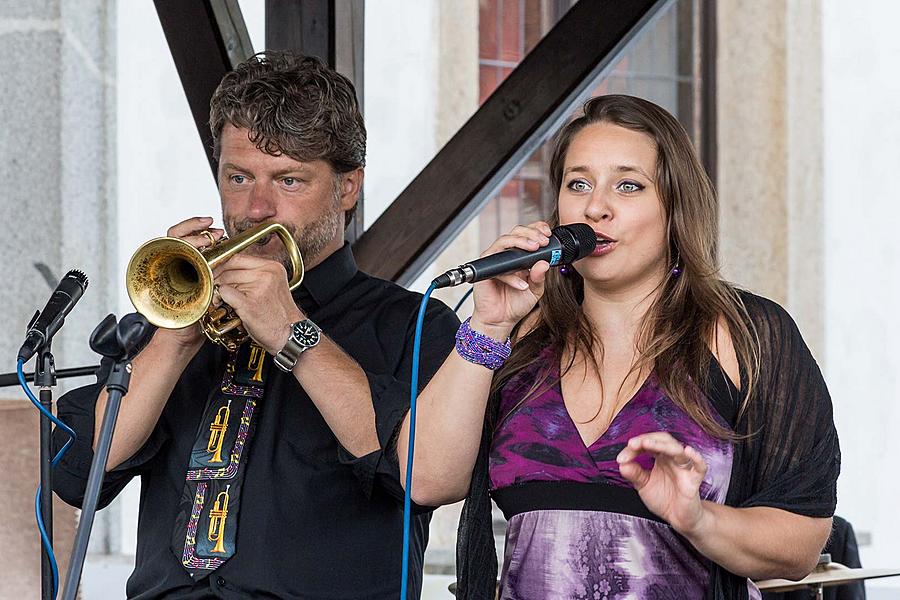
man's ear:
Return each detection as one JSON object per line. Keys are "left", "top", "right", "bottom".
{"left": 339, "top": 168, "right": 364, "bottom": 212}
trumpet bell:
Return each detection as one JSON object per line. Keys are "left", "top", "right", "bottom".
{"left": 125, "top": 222, "right": 304, "bottom": 351}
{"left": 126, "top": 237, "right": 214, "bottom": 330}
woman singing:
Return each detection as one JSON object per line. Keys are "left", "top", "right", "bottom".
{"left": 399, "top": 95, "right": 840, "bottom": 600}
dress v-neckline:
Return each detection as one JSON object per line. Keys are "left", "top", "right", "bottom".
{"left": 555, "top": 369, "right": 654, "bottom": 452}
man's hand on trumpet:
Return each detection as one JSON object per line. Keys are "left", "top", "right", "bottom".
{"left": 213, "top": 253, "right": 304, "bottom": 356}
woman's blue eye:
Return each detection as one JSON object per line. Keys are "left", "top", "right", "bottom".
{"left": 567, "top": 179, "right": 591, "bottom": 192}
{"left": 617, "top": 181, "right": 643, "bottom": 193}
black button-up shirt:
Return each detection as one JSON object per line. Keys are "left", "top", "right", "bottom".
{"left": 52, "top": 244, "right": 459, "bottom": 599}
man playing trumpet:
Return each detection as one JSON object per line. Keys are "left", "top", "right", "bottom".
{"left": 52, "top": 52, "right": 459, "bottom": 599}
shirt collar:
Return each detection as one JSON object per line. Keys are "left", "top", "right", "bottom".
{"left": 292, "top": 242, "right": 359, "bottom": 311}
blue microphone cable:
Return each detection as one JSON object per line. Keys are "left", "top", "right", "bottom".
{"left": 452, "top": 286, "right": 474, "bottom": 314}
{"left": 400, "top": 281, "right": 437, "bottom": 600}
{"left": 18, "top": 358, "right": 77, "bottom": 600}
{"left": 400, "top": 283, "right": 474, "bottom": 597}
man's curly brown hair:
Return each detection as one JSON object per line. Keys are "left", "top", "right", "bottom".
{"left": 209, "top": 51, "right": 366, "bottom": 227}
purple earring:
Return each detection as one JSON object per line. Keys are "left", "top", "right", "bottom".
{"left": 671, "top": 251, "right": 682, "bottom": 277}
{"left": 559, "top": 265, "right": 571, "bottom": 276}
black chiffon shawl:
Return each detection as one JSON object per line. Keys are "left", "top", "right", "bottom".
{"left": 455, "top": 291, "right": 841, "bottom": 599}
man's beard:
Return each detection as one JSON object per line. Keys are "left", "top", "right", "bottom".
{"left": 224, "top": 197, "right": 343, "bottom": 278}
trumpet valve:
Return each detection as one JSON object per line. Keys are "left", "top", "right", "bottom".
{"left": 208, "top": 306, "right": 228, "bottom": 321}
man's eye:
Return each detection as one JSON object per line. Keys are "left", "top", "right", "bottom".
{"left": 283, "top": 177, "right": 296, "bottom": 186}
{"left": 567, "top": 179, "right": 591, "bottom": 192}
{"left": 230, "top": 175, "right": 246, "bottom": 184}
{"left": 617, "top": 181, "right": 643, "bottom": 193}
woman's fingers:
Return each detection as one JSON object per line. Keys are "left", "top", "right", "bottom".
{"left": 480, "top": 222, "right": 553, "bottom": 256}
{"left": 482, "top": 234, "right": 545, "bottom": 257}
{"left": 681, "top": 444, "right": 709, "bottom": 477}
{"left": 617, "top": 432, "right": 680, "bottom": 463}
{"left": 493, "top": 268, "right": 530, "bottom": 290}
{"left": 529, "top": 261, "right": 550, "bottom": 289}
{"left": 618, "top": 459, "right": 651, "bottom": 489}
{"left": 617, "top": 432, "right": 708, "bottom": 477}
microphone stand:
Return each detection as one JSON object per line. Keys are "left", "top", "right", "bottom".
{"left": 61, "top": 313, "right": 151, "bottom": 600}
{"left": 35, "top": 344, "right": 56, "bottom": 600}
{"left": 0, "top": 360, "right": 99, "bottom": 600}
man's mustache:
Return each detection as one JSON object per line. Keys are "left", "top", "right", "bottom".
{"left": 227, "top": 219, "right": 299, "bottom": 242}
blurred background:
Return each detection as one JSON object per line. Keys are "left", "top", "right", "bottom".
{"left": 1, "top": 0, "right": 898, "bottom": 597}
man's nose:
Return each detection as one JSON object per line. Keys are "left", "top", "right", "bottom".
{"left": 247, "top": 183, "right": 276, "bottom": 220}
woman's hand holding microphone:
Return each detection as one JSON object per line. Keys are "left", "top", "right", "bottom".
{"left": 468, "top": 221, "right": 555, "bottom": 341}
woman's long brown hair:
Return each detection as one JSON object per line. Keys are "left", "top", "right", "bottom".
{"left": 491, "top": 95, "right": 759, "bottom": 438}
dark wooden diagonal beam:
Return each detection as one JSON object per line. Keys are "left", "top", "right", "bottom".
{"left": 266, "top": 0, "right": 334, "bottom": 66}
{"left": 154, "top": 0, "right": 254, "bottom": 176}
{"left": 699, "top": 0, "right": 718, "bottom": 185}
{"left": 265, "top": 1, "right": 366, "bottom": 243}
{"left": 266, "top": 0, "right": 365, "bottom": 243}
{"left": 353, "top": 0, "right": 667, "bottom": 286}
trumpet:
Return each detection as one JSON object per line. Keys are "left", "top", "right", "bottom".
{"left": 207, "top": 401, "right": 230, "bottom": 464}
{"left": 208, "top": 485, "right": 230, "bottom": 554}
{"left": 126, "top": 222, "right": 303, "bottom": 351}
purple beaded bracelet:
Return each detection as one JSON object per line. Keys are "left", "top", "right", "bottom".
{"left": 455, "top": 317, "right": 511, "bottom": 370}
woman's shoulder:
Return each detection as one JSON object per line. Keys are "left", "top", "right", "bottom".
{"left": 728, "top": 289, "right": 826, "bottom": 396}
{"left": 732, "top": 288, "right": 804, "bottom": 343}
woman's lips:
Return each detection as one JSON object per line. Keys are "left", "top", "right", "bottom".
{"left": 591, "top": 240, "right": 616, "bottom": 256}
{"left": 591, "top": 231, "right": 617, "bottom": 256}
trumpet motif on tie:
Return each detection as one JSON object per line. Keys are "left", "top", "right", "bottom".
{"left": 207, "top": 400, "right": 231, "bottom": 464}
{"left": 126, "top": 222, "right": 304, "bottom": 351}
{"left": 208, "top": 485, "right": 230, "bottom": 554}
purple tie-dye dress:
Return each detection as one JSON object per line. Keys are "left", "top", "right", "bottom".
{"left": 489, "top": 353, "right": 762, "bottom": 600}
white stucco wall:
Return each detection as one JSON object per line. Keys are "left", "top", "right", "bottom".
{"left": 823, "top": 0, "right": 900, "bottom": 582}
{"left": 363, "top": 0, "right": 440, "bottom": 229}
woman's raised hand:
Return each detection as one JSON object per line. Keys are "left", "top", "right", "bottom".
{"left": 616, "top": 432, "right": 710, "bottom": 536}
{"left": 469, "top": 222, "right": 554, "bottom": 340}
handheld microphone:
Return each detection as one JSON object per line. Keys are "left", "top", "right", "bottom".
{"left": 432, "top": 223, "right": 597, "bottom": 289}
{"left": 18, "top": 269, "right": 90, "bottom": 362}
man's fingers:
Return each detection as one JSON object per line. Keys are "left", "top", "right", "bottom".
{"left": 212, "top": 253, "right": 286, "bottom": 277}
{"left": 180, "top": 229, "right": 225, "bottom": 250}
{"left": 215, "top": 283, "right": 244, "bottom": 309}
{"left": 167, "top": 216, "right": 215, "bottom": 238}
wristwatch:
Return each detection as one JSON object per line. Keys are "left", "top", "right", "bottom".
{"left": 273, "top": 318, "right": 321, "bottom": 372}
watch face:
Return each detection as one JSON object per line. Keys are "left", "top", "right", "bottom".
{"left": 292, "top": 321, "right": 321, "bottom": 347}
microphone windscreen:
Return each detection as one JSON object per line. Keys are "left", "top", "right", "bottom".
{"left": 64, "top": 269, "right": 90, "bottom": 292}
{"left": 553, "top": 223, "right": 597, "bottom": 263}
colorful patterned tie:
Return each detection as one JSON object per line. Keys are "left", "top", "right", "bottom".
{"left": 171, "top": 342, "right": 268, "bottom": 578}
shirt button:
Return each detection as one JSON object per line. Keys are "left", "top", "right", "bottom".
{"left": 216, "top": 576, "right": 226, "bottom": 587}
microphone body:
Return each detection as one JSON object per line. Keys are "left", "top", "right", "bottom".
{"left": 18, "top": 269, "right": 89, "bottom": 362}
{"left": 432, "top": 223, "right": 596, "bottom": 289}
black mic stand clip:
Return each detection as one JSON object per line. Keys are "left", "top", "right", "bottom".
{"left": 61, "top": 313, "right": 153, "bottom": 600}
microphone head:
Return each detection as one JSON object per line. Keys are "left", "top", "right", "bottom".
{"left": 552, "top": 223, "right": 598, "bottom": 264}
{"left": 65, "top": 269, "right": 89, "bottom": 292}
